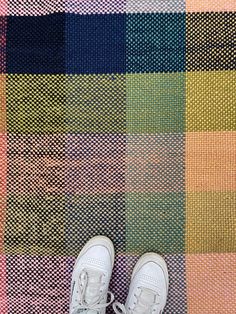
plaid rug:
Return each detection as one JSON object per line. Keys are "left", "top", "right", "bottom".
{"left": 0, "top": 1, "right": 236, "bottom": 313}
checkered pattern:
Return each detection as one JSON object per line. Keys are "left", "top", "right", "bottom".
{"left": 0, "top": 1, "right": 235, "bottom": 314}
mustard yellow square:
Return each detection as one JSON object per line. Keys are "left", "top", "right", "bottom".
{"left": 186, "top": 71, "right": 236, "bottom": 131}
{"left": 186, "top": 192, "right": 236, "bottom": 253}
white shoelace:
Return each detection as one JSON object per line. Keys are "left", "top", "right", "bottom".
{"left": 72, "top": 269, "right": 114, "bottom": 314}
{"left": 112, "top": 287, "right": 160, "bottom": 314}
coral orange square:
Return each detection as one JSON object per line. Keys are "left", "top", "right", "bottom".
{"left": 186, "top": 132, "right": 236, "bottom": 192}
{"left": 186, "top": 253, "right": 236, "bottom": 313}
{"left": 187, "top": 0, "right": 236, "bottom": 12}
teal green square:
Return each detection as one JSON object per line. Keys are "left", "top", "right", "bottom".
{"left": 127, "top": 72, "right": 185, "bottom": 133}
{"left": 126, "top": 192, "right": 185, "bottom": 254}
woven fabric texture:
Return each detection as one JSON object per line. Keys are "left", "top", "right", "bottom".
{"left": 0, "top": 1, "right": 236, "bottom": 314}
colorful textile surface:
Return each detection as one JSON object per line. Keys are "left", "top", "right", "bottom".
{"left": 0, "top": 1, "right": 236, "bottom": 313}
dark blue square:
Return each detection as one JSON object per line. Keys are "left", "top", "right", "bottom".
{"left": 66, "top": 13, "right": 125, "bottom": 74}
{"left": 7, "top": 14, "right": 65, "bottom": 74}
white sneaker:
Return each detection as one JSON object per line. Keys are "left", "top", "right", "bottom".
{"left": 70, "top": 236, "right": 115, "bottom": 314}
{"left": 113, "top": 253, "right": 169, "bottom": 314}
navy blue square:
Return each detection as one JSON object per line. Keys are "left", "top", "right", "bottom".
{"left": 66, "top": 13, "right": 125, "bottom": 74}
{"left": 7, "top": 14, "right": 65, "bottom": 74}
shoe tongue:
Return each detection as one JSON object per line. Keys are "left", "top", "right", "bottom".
{"left": 133, "top": 287, "right": 157, "bottom": 314}
{"left": 140, "top": 287, "right": 156, "bottom": 303}
{"left": 82, "top": 269, "right": 103, "bottom": 305}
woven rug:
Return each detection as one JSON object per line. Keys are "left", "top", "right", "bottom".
{"left": 0, "top": 1, "right": 236, "bottom": 313}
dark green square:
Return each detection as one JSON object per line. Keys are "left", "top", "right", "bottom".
{"left": 126, "top": 192, "right": 185, "bottom": 254}
{"left": 66, "top": 193, "right": 125, "bottom": 255}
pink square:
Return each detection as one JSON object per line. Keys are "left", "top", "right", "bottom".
{"left": 7, "top": 255, "right": 72, "bottom": 314}
{"left": 0, "top": 255, "right": 7, "bottom": 314}
{"left": 66, "top": 0, "right": 125, "bottom": 14}
{"left": 0, "top": 1, "right": 7, "bottom": 16}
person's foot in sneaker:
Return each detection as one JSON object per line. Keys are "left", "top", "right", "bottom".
{"left": 70, "top": 236, "right": 115, "bottom": 314}
{"left": 113, "top": 253, "right": 169, "bottom": 314}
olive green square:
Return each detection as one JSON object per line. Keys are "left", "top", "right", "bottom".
{"left": 127, "top": 72, "right": 185, "bottom": 134}
{"left": 186, "top": 192, "right": 236, "bottom": 253}
{"left": 6, "top": 73, "right": 126, "bottom": 134}
{"left": 65, "top": 74, "right": 125, "bottom": 133}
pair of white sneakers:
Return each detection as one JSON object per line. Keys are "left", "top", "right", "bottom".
{"left": 70, "top": 236, "right": 169, "bottom": 314}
